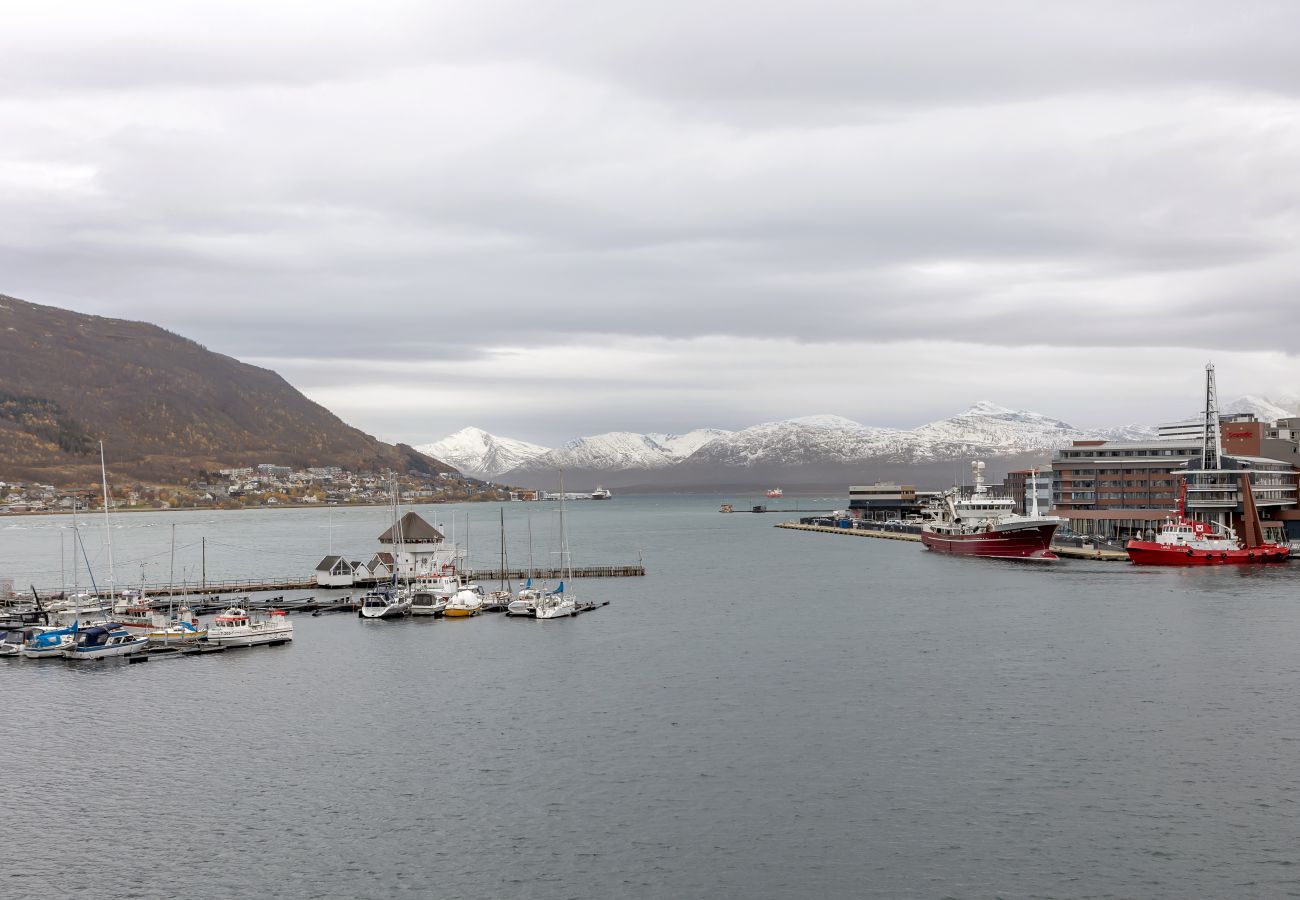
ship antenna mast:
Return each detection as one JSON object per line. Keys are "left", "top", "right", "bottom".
{"left": 1202, "top": 361, "right": 1222, "bottom": 471}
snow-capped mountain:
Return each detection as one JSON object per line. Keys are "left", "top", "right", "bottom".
{"left": 512, "top": 429, "right": 734, "bottom": 474}
{"left": 1093, "top": 423, "right": 1159, "bottom": 442}
{"left": 646, "top": 428, "right": 733, "bottom": 459}
{"left": 907, "top": 401, "right": 1087, "bottom": 455}
{"left": 684, "top": 403, "right": 1116, "bottom": 468}
{"left": 424, "top": 402, "right": 1163, "bottom": 486}
{"left": 684, "top": 415, "right": 901, "bottom": 467}
{"left": 415, "top": 427, "right": 550, "bottom": 478}
{"left": 1225, "top": 395, "right": 1299, "bottom": 421}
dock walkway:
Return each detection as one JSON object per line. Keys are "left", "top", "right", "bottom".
{"left": 31, "top": 563, "right": 646, "bottom": 599}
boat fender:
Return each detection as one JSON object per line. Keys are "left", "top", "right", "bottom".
{"left": 1186, "top": 547, "right": 1194, "bottom": 556}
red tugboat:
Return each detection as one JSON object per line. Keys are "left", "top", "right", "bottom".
{"left": 1125, "top": 480, "right": 1289, "bottom": 566}
{"left": 921, "top": 462, "right": 1062, "bottom": 560}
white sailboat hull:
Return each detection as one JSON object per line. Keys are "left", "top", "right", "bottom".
{"left": 63, "top": 639, "right": 148, "bottom": 660}
{"left": 535, "top": 600, "right": 576, "bottom": 619}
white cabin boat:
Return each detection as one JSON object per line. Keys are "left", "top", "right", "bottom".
{"left": 358, "top": 586, "right": 412, "bottom": 619}
{"left": 63, "top": 623, "right": 148, "bottom": 660}
{"left": 206, "top": 607, "right": 293, "bottom": 647}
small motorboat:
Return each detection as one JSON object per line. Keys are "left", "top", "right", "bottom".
{"left": 506, "top": 586, "right": 541, "bottom": 618}
{"left": 358, "top": 586, "right": 412, "bottom": 619}
{"left": 63, "top": 623, "right": 148, "bottom": 660}
{"left": 1, "top": 627, "right": 36, "bottom": 656}
{"left": 145, "top": 608, "right": 207, "bottom": 645}
{"left": 22, "top": 624, "right": 80, "bottom": 659}
{"left": 443, "top": 587, "right": 484, "bottom": 618}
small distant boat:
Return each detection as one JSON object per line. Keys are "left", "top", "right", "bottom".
{"left": 145, "top": 608, "right": 207, "bottom": 645}
{"left": 719, "top": 504, "right": 734, "bottom": 513}
{"left": 63, "top": 623, "right": 148, "bottom": 660}
{"left": 536, "top": 475, "right": 581, "bottom": 620}
{"left": 206, "top": 607, "right": 293, "bottom": 647}
{"left": 1, "top": 626, "right": 44, "bottom": 656}
{"left": 591, "top": 486, "right": 612, "bottom": 500}
{"left": 534, "top": 585, "right": 576, "bottom": 619}
{"left": 47, "top": 593, "right": 110, "bottom": 626}
{"left": 22, "top": 624, "right": 79, "bottom": 659}
{"left": 410, "top": 586, "right": 450, "bottom": 617}
{"left": 766, "top": 488, "right": 783, "bottom": 498}
{"left": 358, "top": 586, "right": 412, "bottom": 619}
{"left": 507, "top": 585, "right": 541, "bottom": 618}
{"left": 444, "top": 587, "right": 484, "bottom": 618}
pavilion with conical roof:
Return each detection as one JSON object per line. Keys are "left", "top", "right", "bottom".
{"left": 378, "top": 511, "right": 445, "bottom": 545}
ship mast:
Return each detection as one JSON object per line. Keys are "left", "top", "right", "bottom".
{"left": 1201, "top": 361, "right": 1223, "bottom": 471}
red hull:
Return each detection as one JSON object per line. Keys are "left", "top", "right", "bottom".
{"left": 921, "top": 523, "right": 1059, "bottom": 560}
{"left": 1125, "top": 541, "right": 1290, "bottom": 566}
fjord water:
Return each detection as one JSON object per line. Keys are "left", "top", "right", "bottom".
{"left": 4, "top": 498, "right": 1300, "bottom": 898}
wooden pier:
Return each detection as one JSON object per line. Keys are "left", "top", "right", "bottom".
{"left": 30, "top": 563, "right": 646, "bottom": 599}
{"left": 468, "top": 565, "right": 645, "bottom": 580}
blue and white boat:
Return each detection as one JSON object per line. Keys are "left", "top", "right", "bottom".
{"left": 62, "top": 623, "right": 148, "bottom": 660}
{"left": 22, "top": 624, "right": 79, "bottom": 659}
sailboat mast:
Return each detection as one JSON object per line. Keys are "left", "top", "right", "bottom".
{"left": 71, "top": 500, "right": 79, "bottom": 595}
{"left": 169, "top": 523, "right": 177, "bottom": 615}
{"left": 100, "top": 441, "right": 115, "bottom": 597}
{"left": 499, "top": 507, "right": 507, "bottom": 592}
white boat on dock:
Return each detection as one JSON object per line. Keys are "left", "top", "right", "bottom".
{"left": 206, "top": 607, "right": 294, "bottom": 647}
{"left": 63, "top": 623, "right": 148, "bottom": 660}
{"left": 358, "top": 586, "right": 412, "bottom": 619}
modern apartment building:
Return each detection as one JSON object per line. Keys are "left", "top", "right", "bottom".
{"left": 1050, "top": 423, "right": 1300, "bottom": 541}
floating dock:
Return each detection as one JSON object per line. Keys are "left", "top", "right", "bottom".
{"left": 29, "top": 563, "right": 646, "bottom": 600}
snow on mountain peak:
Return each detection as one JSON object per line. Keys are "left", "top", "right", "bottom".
{"left": 1225, "top": 395, "right": 1298, "bottom": 422}
{"left": 960, "top": 400, "right": 1017, "bottom": 417}
{"left": 416, "top": 427, "right": 550, "bottom": 478}
{"left": 777, "top": 414, "right": 873, "bottom": 430}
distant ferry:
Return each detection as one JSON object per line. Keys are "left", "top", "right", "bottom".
{"left": 591, "top": 486, "right": 612, "bottom": 500}
{"left": 920, "top": 462, "right": 1061, "bottom": 561}
{"left": 765, "top": 488, "right": 783, "bottom": 498}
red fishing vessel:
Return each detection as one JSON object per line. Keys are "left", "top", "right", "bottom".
{"left": 1125, "top": 480, "right": 1289, "bottom": 566}
{"left": 921, "top": 462, "right": 1062, "bottom": 560}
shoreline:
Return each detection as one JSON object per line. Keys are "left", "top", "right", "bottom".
{"left": 0, "top": 497, "right": 512, "bottom": 518}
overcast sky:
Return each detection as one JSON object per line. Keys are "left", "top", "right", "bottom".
{"left": 4, "top": 1, "right": 1300, "bottom": 446}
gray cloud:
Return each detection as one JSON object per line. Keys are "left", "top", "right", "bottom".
{"left": 2, "top": 1, "right": 1299, "bottom": 444}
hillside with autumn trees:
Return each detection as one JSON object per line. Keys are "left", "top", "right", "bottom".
{"left": 0, "top": 294, "right": 453, "bottom": 485}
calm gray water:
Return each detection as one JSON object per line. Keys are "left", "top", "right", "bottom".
{"left": 4, "top": 497, "right": 1300, "bottom": 899}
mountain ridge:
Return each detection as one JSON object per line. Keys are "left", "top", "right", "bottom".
{"left": 0, "top": 294, "right": 454, "bottom": 484}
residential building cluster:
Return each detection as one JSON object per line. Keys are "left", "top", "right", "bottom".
{"left": 1, "top": 464, "right": 508, "bottom": 514}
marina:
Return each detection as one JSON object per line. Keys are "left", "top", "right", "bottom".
{"left": 6, "top": 494, "right": 1300, "bottom": 899}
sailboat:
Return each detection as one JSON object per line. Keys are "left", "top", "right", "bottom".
{"left": 484, "top": 508, "right": 513, "bottom": 611}
{"left": 359, "top": 475, "right": 413, "bottom": 619}
{"left": 535, "top": 474, "right": 578, "bottom": 620}
{"left": 146, "top": 526, "right": 207, "bottom": 644}
{"left": 507, "top": 510, "right": 540, "bottom": 617}
{"left": 64, "top": 443, "right": 147, "bottom": 660}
